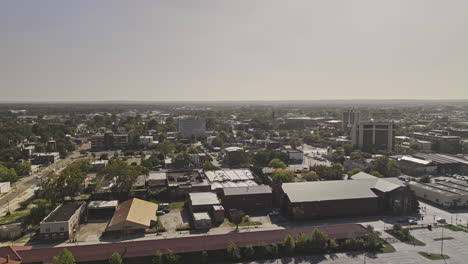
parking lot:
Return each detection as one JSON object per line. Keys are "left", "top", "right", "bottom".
{"left": 75, "top": 220, "right": 108, "bottom": 242}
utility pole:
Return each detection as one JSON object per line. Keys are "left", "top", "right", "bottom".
{"left": 441, "top": 226, "right": 444, "bottom": 257}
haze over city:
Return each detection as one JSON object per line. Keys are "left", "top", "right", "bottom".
{"left": 2, "top": 0, "right": 468, "bottom": 101}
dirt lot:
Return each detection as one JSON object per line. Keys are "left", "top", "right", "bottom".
{"left": 159, "top": 209, "right": 190, "bottom": 233}
{"left": 75, "top": 220, "right": 109, "bottom": 242}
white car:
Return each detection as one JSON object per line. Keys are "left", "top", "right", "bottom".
{"left": 436, "top": 218, "right": 446, "bottom": 224}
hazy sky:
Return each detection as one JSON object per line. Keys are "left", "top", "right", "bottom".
{"left": 1, "top": 0, "right": 468, "bottom": 101}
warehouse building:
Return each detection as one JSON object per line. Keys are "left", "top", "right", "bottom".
{"left": 39, "top": 202, "right": 85, "bottom": 241}
{"left": 280, "top": 178, "right": 417, "bottom": 220}
{"left": 409, "top": 180, "right": 468, "bottom": 208}
{"left": 397, "top": 155, "right": 437, "bottom": 176}
{"left": 221, "top": 185, "right": 272, "bottom": 213}
{"left": 412, "top": 153, "right": 468, "bottom": 175}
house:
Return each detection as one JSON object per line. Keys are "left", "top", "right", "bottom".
{"left": 221, "top": 185, "right": 272, "bottom": 213}
{"left": 39, "top": 202, "right": 85, "bottom": 241}
{"left": 0, "top": 183, "right": 10, "bottom": 194}
{"left": 280, "top": 178, "right": 417, "bottom": 220}
{"left": 147, "top": 172, "right": 167, "bottom": 187}
{"left": 106, "top": 198, "right": 158, "bottom": 235}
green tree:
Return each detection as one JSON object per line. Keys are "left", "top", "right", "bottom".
{"left": 173, "top": 152, "right": 191, "bottom": 169}
{"left": 100, "top": 153, "right": 109, "bottom": 160}
{"left": 15, "top": 161, "right": 31, "bottom": 176}
{"left": 227, "top": 242, "right": 241, "bottom": 261}
{"left": 418, "top": 175, "right": 431, "bottom": 183}
{"left": 211, "top": 137, "right": 224, "bottom": 148}
{"left": 109, "top": 252, "right": 123, "bottom": 264}
{"left": 309, "top": 229, "right": 328, "bottom": 253}
{"left": 295, "top": 232, "right": 310, "bottom": 253}
{"left": 152, "top": 250, "right": 164, "bottom": 264}
{"left": 243, "top": 244, "right": 255, "bottom": 259}
{"left": 52, "top": 248, "right": 75, "bottom": 264}
{"left": 268, "top": 158, "right": 287, "bottom": 169}
{"left": 301, "top": 171, "right": 319, "bottom": 181}
{"left": 25, "top": 199, "right": 54, "bottom": 225}
{"left": 200, "top": 250, "right": 209, "bottom": 263}
{"left": 165, "top": 249, "right": 180, "bottom": 264}
{"left": 271, "top": 169, "right": 295, "bottom": 184}
{"left": 372, "top": 156, "right": 400, "bottom": 177}
{"left": 282, "top": 235, "right": 296, "bottom": 255}
{"left": 347, "top": 168, "right": 362, "bottom": 176}
{"left": 159, "top": 141, "right": 175, "bottom": 157}
{"left": 202, "top": 161, "right": 220, "bottom": 171}
{"left": 364, "top": 233, "right": 383, "bottom": 252}
{"left": 103, "top": 159, "right": 145, "bottom": 200}
{"left": 0, "top": 166, "right": 17, "bottom": 182}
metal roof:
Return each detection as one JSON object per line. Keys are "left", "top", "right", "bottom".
{"left": 282, "top": 178, "right": 404, "bottom": 203}
{"left": 223, "top": 185, "right": 272, "bottom": 196}
{"left": 413, "top": 153, "right": 468, "bottom": 165}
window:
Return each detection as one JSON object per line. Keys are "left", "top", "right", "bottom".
{"left": 60, "top": 227, "right": 65, "bottom": 232}
{"left": 45, "top": 228, "right": 50, "bottom": 232}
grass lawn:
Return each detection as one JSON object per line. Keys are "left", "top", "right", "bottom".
{"left": 418, "top": 252, "right": 450, "bottom": 260}
{"left": 0, "top": 208, "right": 31, "bottom": 225}
{"left": 385, "top": 230, "right": 426, "bottom": 246}
{"left": 434, "top": 237, "right": 454, "bottom": 241}
{"left": 378, "top": 239, "right": 396, "bottom": 254}
{"left": 445, "top": 224, "right": 468, "bottom": 233}
{"left": 169, "top": 201, "right": 185, "bottom": 210}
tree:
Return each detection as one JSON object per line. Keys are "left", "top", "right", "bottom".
{"left": 418, "top": 175, "right": 431, "bottom": 183}
{"left": 103, "top": 159, "right": 145, "bottom": 200}
{"left": 268, "top": 158, "right": 287, "bottom": 169}
{"left": 200, "top": 250, "right": 209, "bottom": 263}
{"left": 229, "top": 209, "right": 245, "bottom": 230}
{"left": 370, "top": 170, "right": 384, "bottom": 178}
{"left": 243, "top": 244, "right": 255, "bottom": 259}
{"left": 295, "top": 232, "right": 309, "bottom": 253}
{"left": 347, "top": 168, "right": 362, "bottom": 176}
{"left": 165, "top": 249, "right": 180, "bottom": 264}
{"left": 100, "top": 153, "right": 109, "bottom": 160}
{"left": 268, "top": 243, "right": 279, "bottom": 256}
{"left": 0, "top": 166, "right": 17, "bottom": 182}
{"left": 282, "top": 235, "right": 296, "bottom": 255}
{"left": 15, "top": 161, "right": 31, "bottom": 176}
{"left": 173, "top": 152, "right": 191, "bottom": 169}
{"left": 25, "top": 199, "right": 54, "bottom": 225}
{"left": 227, "top": 242, "right": 241, "bottom": 261}
{"left": 309, "top": 229, "right": 328, "bottom": 253}
{"left": 364, "top": 233, "right": 383, "bottom": 252}
{"left": 109, "top": 252, "right": 123, "bottom": 264}
{"left": 152, "top": 250, "right": 164, "bottom": 264}
{"left": 301, "top": 171, "right": 319, "bottom": 181}
{"left": 271, "top": 169, "right": 294, "bottom": 184}
{"left": 211, "top": 137, "right": 224, "bottom": 148}
{"left": 52, "top": 248, "right": 75, "bottom": 264}
{"left": 312, "top": 164, "right": 343, "bottom": 181}
{"left": 371, "top": 156, "right": 400, "bottom": 177}
{"left": 202, "top": 161, "right": 220, "bottom": 171}
{"left": 159, "top": 141, "right": 175, "bottom": 157}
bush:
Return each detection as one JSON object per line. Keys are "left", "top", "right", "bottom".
{"left": 243, "top": 244, "right": 255, "bottom": 259}
{"left": 282, "top": 235, "right": 296, "bottom": 255}
{"left": 227, "top": 242, "right": 241, "bottom": 261}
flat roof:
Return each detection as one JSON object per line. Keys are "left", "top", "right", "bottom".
{"left": 88, "top": 200, "right": 118, "bottom": 209}
{"left": 282, "top": 178, "right": 404, "bottom": 203}
{"left": 411, "top": 180, "right": 468, "bottom": 196}
{"left": 43, "top": 202, "right": 83, "bottom": 223}
{"left": 413, "top": 153, "right": 468, "bottom": 165}
{"left": 193, "top": 212, "right": 211, "bottom": 221}
{"left": 223, "top": 185, "right": 272, "bottom": 196}
{"left": 399, "top": 155, "right": 433, "bottom": 165}
{"left": 189, "top": 192, "right": 220, "bottom": 206}
{"left": 148, "top": 172, "right": 167, "bottom": 180}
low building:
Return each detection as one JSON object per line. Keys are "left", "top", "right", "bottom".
{"left": 189, "top": 153, "right": 209, "bottom": 168}
{"left": 411, "top": 132, "right": 461, "bottom": 153}
{"left": 147, "top": 172, "right": 167, "bottom": 187}
{"left": 133, "top": 175, "right": 147, "bottom": 189}
{"left": 87, "top": 200, "right": 118, "bottom": 219}
{"left": 221, "top": 185, "right": 272, "bottom": 213}
{"left": 0, "top": 183, "right": 10, "bottom": 194}
{"left": 397, "top": 156, "right": 437, "bottom": 176}
{"left": 204, "top": 169, "right": 258, "bottom": 193}
{"left": 0, "top": 223, "right": 23, "bottom": 241}
{"left": 90, "top": 160, "right": 107, "bottom": 172}
{"left": 139, "top": 136, "right": 157, "bottom": 147}
{"left": 282, "top": 149, "right": 304, "bottom": 164}
{"left": 193, "top": 212, "right": 212, "bottom": 230}
{"left": 280, "top": 178, "right": 417, "bottom": 220}
{"left": 224, "top": 147, "right": 246, "bottom": 166}
{"left": 106, "top": 198, "right": 158, "bottom": 235}
{"left": 189, "top": 192, "right": 221, "bottom": 212}
{"left": 39, "top": 202, "right": 85, "bottom": 241}
{"left": 31, "top": 152, "right": 60, "bottom": 165}
{"left": 409, "top": 180, "right": 468, "bottom": 208}
{"left": 413, "top": 153, "right": 468, "bottom": 175}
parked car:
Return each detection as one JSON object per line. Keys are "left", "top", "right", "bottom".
{"left": 268, "top": 210, "right": 280, "bottom": 216}
{"left": 436, "top": 217, "right": 446, "bottom": 223}
{"left": 408, "top": 219, "right": 417, "bottom": 225}
{"left": 156, "top": 210, "right": 165, "bottom": 216}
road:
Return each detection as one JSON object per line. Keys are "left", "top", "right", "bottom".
{"left": 0, "top": 143, "right": 89, "bottom": 215}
